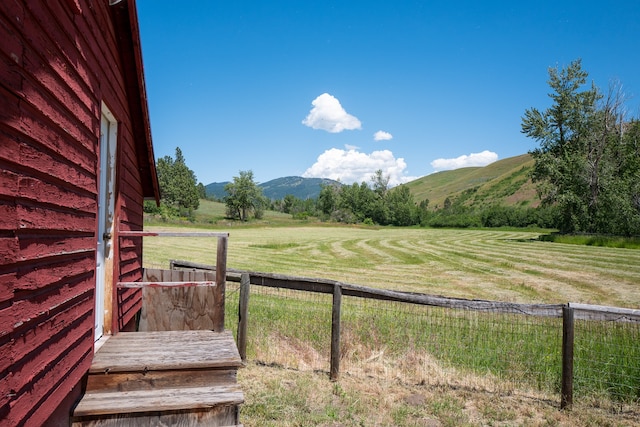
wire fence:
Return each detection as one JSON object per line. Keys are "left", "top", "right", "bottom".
{"left": 199, "top": 263, "right": 640, "bottom": 411}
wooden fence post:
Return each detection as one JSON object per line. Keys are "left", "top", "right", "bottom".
{"left": 213, "top": 235, "right": 227, "bottom": 332}
{"left": 561, "top": 304, "right": 574, "bottom": 409}
{"left": 238, "top": 273, "right": 250, "bottom": 362}
{"left": 330, "top": 283, "right": 342, "bottom": 381}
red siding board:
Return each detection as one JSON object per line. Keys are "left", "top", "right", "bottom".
{"left": 0, "top": 305, "right": 15, "bottom": 338}
{"left": 9, "top": 314, "right": 92, "bottom": 426}
{"left": 17, "top": 234, "right": 93, "bottom": 263}
{"left": 26, "top": 347, "right": 91, "bottom": 426}
{"left": 0, "top": 84, "right": 22, "bottom": 130}
{"left": 0, "top": 373, "right": 10, "bottom": 416}
{"left": 117, "top": 288, "right": 141, "bottom": 329}
{"left": 21, "top": 48, "right": 95, "bottom": 135}
{"left": 44, "top": 2, "right": 100, "bottom": 97}
{"left": 23, "top": 1, "right": 97, "bottom": 114}
{"left": 17, "top": 204, "right": 95, "bottom": 232}
{"left": 118, "top": 247, "right": 140, "bottom": 263}
{"left": 19, "top": 77, "right": 95, "bottom": 153}
{"left": 119, "top": 256, "right": 142, "bottom": 278}
{"left": 15, "top": 254, "right": 94, "bottom": 294}
{"left": 19, "top": 3, "right": 96, "bottom": 134}
{"left": 0, "top": 0, "right": 24, "bottom": 29}
{"left": 16, "top": 101, "right": 97, "bottom": 175}
{"left": 0, "top": 43, "right": 23, "bottom": 92}
{"left": 19, "top": 140, "right": 96, "bottom": 193}
{"left": 77, "top": 8, "right": 127, "bottom": 116}
{"left": 0, "top": 167, "right": 19, "bottom": 198}
{"left": 0, "top": 236, "right": 18, "bottom": 267}
{"left": 0, "top": 202, "right": 17, "bottom": 231}
{"left": 18, "top": 176, "right": 96, "bottom": 213}
{"left": 0, "top": 273, "right": 15, "bottom": 305}
{"left": 10, "top": 292, "right": 92, "bottom": 374}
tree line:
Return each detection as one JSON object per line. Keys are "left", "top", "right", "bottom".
{"left": 146, "top": 60, "right": 639, "bottom": 235}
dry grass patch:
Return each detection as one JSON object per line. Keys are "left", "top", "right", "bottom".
{"left": 239, "top": 360, "right": 640, "bottom": 427}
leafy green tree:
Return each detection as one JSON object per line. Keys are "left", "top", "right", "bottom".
{"left": 386, "top": 184, "right": 417, "bottom": 226}
{"left": 282, "top": 194, "right": 296, "bottom": 214}
{"left": 522, "top": 59, "right": 639, "bottom": 235}
{"left": 369, "top": 170, "right": 390, "bottom": 224}
{"left": 156, "top": 147, "right": 200, "bottom": 216}
{"left": 224, "top": 170, "right": 264, "bottom": 221}
{"left": 318, "top": 183, "right": 339, "bottom": 216}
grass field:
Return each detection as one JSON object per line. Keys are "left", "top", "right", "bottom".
{"left": 144, "top": 224, "right": 640, "bottom": 309}
{"left": 141, "top": 220, "right": 640, "bottom": 426}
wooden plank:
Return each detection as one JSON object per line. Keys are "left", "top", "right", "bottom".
{"left": 138, "top": 268, "right": 220, "bottom": 331}
{"left": 561, "top": 306, "right": 575, "bottom": 409}
{"left": 570, "top": 302, "right": 640, "bottom": 323}
{"left": 117, "top": 281, "right": 216, "bottom": 288}
{"left": 72, "top": 407, "right": 240, "bottom": 427}
{"left": 330, "top": 284, "right": 342, "bottom": 381}
{"left": 213, "top": 236, "right": 227, "bottom": 332}
{"left": 118, "top": 231, "right": 229, "bottom": 238}
{"left": 86, "top": 368, "right": 238, "bottom": 393}
{"left": 72, "top": 384, "right": 244, "bottom": 416}
{"left": 138, "top": 286, "right": 218, "bottom": 331}
{"left": 237, "top": 273, "right": 250, "bottom": 361}
{"left": 170, "top": 260, "right": 570, "bottom": 318}
{"left": 89, "top": 331, "right": 242, "bottom": 373}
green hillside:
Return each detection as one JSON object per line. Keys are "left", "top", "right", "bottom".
{"left": 406, "top": 154, "right": 538, "bottom": 209}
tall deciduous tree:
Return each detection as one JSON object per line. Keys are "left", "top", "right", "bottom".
{"left": 522, "top": 59, "right": 640, "bottom": 235}
{"left": 224, "top": 170, "right": 264, "bottom": 221}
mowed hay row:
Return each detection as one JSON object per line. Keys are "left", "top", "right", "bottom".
{"left": 145, "top": 226, "right": 640, "bottom": 308}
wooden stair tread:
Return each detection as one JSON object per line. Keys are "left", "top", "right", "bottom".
{"left": 90, "top": 330, "right": 242, "bottom": 373}
{"left": 73, "top": 384, "right": 244, "bottom": 417}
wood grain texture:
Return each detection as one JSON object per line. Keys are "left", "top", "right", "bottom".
{"left": 72, "top": 385, "right": 243, "bottom": 416}
{"left": 72, "top": 406, "right": 240, "bottom": 427}
{"left": 139, "top": 268, "right": 221, "bottom": 331}
{"left": 89, "top": 331, "right": 242, "bottom": 374}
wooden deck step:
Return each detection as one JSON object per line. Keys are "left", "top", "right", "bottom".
{"left": 89, "top": 330, "right": 243, "bottom": 373}
{"left": 72, "top": 330, "right": 244, "bottom": 426}
{"left": 73, "top": 384, "right": 244, "bottom": 416}
{"left": 85, "top": 330, "right": 243, "bottom": 394}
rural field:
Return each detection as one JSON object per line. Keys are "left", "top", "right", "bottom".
{"left": 144, "top": 224, "right": 640, "bottom": 309}
{"left": 142, "top": 223, "right": 640, "bottom": 426}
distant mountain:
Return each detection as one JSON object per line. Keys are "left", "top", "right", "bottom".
{"left": 205, "top": 154, "right": 538, "bottom": 208}
{"left": 204, "top": 182, "right": 230, "bottom": 200}
{"left": 258, "top": 176, "right": 341, "bottom": 200}
{"left": 205, "top": 176, "right": 341, "bottom": 201}
{"left": 405, "top": 154, "right": 539, "bottom": 209}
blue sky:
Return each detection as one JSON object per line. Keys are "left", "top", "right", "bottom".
{"left": 137, "top": 1, "right": 640, "bottom": 186}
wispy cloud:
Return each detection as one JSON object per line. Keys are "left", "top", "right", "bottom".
{"left": 303, "top": 148, "right": 417, "bottom": 186}
{"left": 373, "top": 130, "right": 393, "bottom": 141}
{"left": 430, "top": 150, "right": 498, "bottom": 171}
{"left": 302, "top": 93, "right": 362, "bottom": 133}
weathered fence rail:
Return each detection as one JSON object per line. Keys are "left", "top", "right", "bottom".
{"left": 171, "top": 259, "right": 640, "bottom": 409}
{"left": 172, "top": 259, "right": 640, "bottom": 322}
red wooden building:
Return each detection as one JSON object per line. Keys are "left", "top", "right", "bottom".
{"left": 1, "top": 0, "right": 159, "bottom": 424}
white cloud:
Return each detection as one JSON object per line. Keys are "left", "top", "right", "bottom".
{"left": 344, "top": 144, "right": 360, "bottom": 151}
{"left": 302, "top": 93, "right": 362, "bottom": 133}
{"left": 373, "top": 130, "right": 393, "bottom": 141}
{"left": 430, "top": 150, "right": 498, "bottom": 171}
{"left": 303, "top": 148, "right": 417, "bottom": 186}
